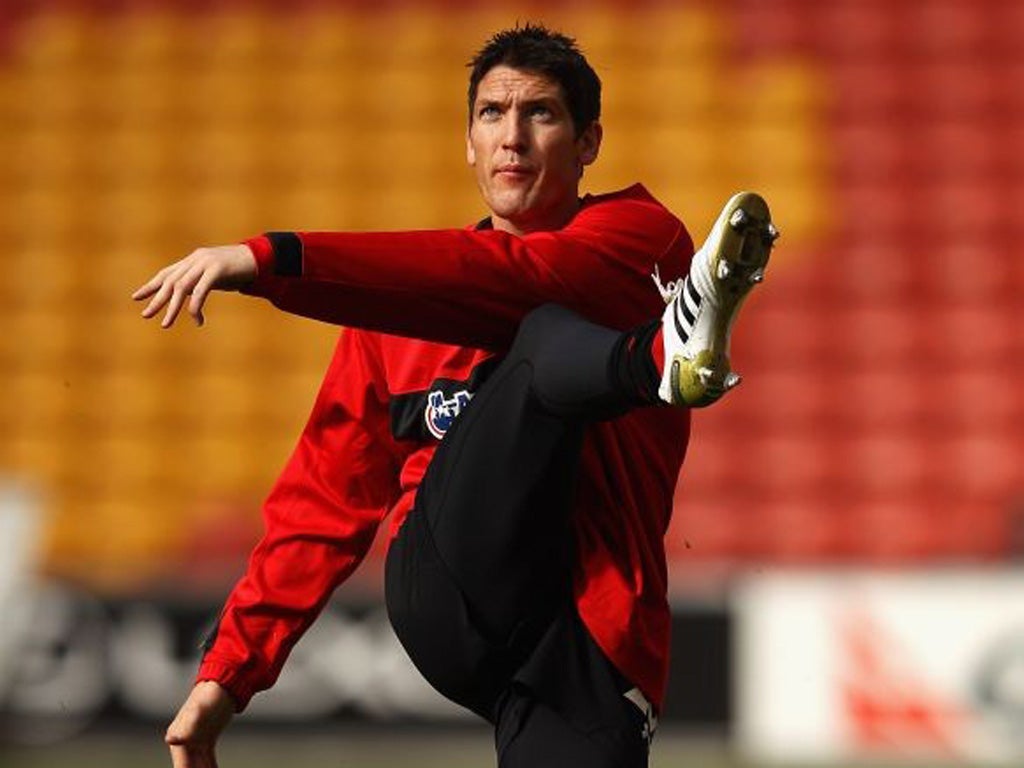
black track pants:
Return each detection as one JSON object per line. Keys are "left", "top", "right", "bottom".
{"left": 385, "top": 305, "right": 651, "bottom": 767}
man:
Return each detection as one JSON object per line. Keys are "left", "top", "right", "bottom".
{"left": 134, "top": 24, "right": 776, "bottom": 768}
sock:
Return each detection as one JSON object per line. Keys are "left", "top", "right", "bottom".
{"left": 650, "top": 327, "right": 665, "bottom": 372}
{"left": 610, "top": 319, "right": 663, "bottom": 405}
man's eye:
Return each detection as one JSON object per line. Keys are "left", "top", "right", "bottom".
{"left": 479, "top": 105, "right": 501, "bottom": 119}
{"left": 529, "top": 106, "right": 552, "bottom": 120}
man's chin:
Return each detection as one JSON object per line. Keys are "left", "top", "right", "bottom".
{"left": 484, "top": 202, "right": 537, "bottom": 232}
{"left": 487, "top": 191, "right": 534, "bottom": 220}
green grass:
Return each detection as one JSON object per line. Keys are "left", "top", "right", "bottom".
{"left": 1, "top": 728, "right": 740, "bottom": 768}
{"left": 0, "top": 728, "right": 976, "bottom": 768}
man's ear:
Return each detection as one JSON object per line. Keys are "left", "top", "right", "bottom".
{"left": 466, "top": 127, "right": 476, "bottom": 167}
{"left": 578, "top": 121, "right": 603, "bottom": 168}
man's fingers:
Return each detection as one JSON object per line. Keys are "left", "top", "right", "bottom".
{"left": 161, "top": 289, "right": 187, "bottom": 329}
{"left": 132, "top": 272, "right": 169, "bottom": 302}
{"left": 168, "top": 743, "right": 192, "bottom": 768}
{"left": 132, "top": 265, "right": 171, "bottom": 301}
{"left": 160, "top": 263, "right": 207, "bottom": 329}
{"left": 131, "top": 281, "right": 158, "bottom": 301}
{"left": 141, "top": 261, "right": 192, "bottom": 319}
{"left": 166, "top": 722, "right": 218, "bottom": 768}
{"left": 165, "top": 682, "right": 233, "bottom": 768}
{"left": 141, "top": 281, "right": 173, "bottom": 319}
{"left": 189, "top": 267, "right": 221, "bottom": 326}
{"left": 136, "top": 246, "right": 255, "bottom": 326}
{"left": 168, "top": 745, "right": 192, "bottom": 768}
{"left": 133, "top": 261, "right": 186, "bottom": 301}
{"left": 137, "top": 257, "right": 195, "bottom": 318}
{"left": 168, "top": 743, "right": 218, "bottom": 768}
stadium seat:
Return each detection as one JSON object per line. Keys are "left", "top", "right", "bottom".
{"left": 3, "top": 1, "right": 1021, "bottom": 588}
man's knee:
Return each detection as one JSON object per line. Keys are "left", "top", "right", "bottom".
{"left": 509, "top": 304, "right": 577, "bottom": 361}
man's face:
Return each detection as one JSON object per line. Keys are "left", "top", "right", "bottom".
{"left": 466, "top": 65, "right": 601, "bottom": 235}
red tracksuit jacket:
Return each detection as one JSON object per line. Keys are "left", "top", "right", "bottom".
{"left": 197, "top": 184, "right": 694, "bottom": 711}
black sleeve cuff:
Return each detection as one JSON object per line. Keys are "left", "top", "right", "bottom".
{"left": 266, "top": 231, "right": 303, "bottom": 277}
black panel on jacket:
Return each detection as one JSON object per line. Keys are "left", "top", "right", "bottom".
{"left": 389, "top": 357, "right": 501, "bottom": 442}
{"left": 266, "top": 231, "right": 303, "bottom": 276}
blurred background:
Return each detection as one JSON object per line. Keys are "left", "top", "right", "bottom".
{"left": 1, "top": 0, "right": 1022, "bottom": 766}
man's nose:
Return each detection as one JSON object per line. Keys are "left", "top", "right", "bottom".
{"left": 501, "top": 114, "right": 528, "bottom": 152}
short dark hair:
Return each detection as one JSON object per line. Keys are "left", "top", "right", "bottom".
{"left": 467, "top": 24, "right": 601, "bottom": 136}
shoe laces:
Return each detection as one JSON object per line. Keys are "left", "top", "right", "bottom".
{"left": 651, "top": 264, "right": 683, "bottom": 305}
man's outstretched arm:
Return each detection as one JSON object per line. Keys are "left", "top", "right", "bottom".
{"left": 132, "top": 187, "right": 693, "bottom": 349}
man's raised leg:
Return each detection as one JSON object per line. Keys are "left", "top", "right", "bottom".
{"left": 385, "top": 304, "right": 642, "bottom": 716}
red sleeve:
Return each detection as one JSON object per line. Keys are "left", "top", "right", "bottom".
{"left": 242, "top": 185, "right": 693, "bottom": 350}
{"left": 196, "top": 329, "right": 401, "bottom": 711}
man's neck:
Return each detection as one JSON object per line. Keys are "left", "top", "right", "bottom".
{"left": 491, "top": 197, "right": 582, "bottom": 236}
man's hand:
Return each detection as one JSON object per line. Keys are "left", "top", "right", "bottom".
{"left": 132, "top": 245, "right": 257, "bottom": 328}
{"left": 165, "top": 680, "right": 236, "bottom": 768}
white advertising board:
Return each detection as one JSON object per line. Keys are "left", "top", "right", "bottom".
{"left": 735, "top": 570, "right": 1024, "bottom": 764}
{"left": 0, "top": 483, "right": 43, "bottom": 697}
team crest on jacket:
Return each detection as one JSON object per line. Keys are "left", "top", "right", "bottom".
{"left": 425, "top": 389, "right": 473, "bottom": 440}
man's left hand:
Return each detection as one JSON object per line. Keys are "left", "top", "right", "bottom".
{"left": 132, "top": 244, "right": 257, "bottom": 328}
